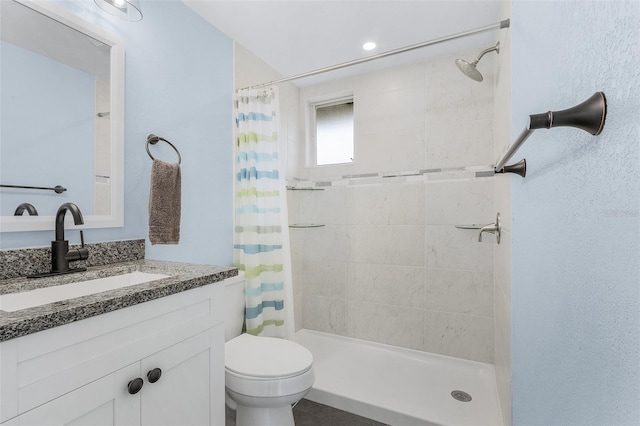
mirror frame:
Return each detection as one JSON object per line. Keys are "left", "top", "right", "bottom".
{"left": 1, "top": 0, "right": 124, "bottom": 233}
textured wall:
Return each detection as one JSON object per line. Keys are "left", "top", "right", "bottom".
{"left": 1, "top": 0, "right": 234, "bottom": 268}
{"left": 511, "top": 1, "right": 640, "bottom": 424}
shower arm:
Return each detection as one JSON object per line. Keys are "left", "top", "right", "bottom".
{"left": 473, "top": 43, "right": 500, "bottom": 65}
{"left": 494, "top": 92, "right": 607, "bottom": 177}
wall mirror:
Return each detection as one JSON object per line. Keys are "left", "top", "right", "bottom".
{"left": 0, "top": 0, "right": 124, "bottom": 232}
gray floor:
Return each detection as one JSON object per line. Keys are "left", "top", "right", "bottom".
{"left": 226, "top": 399, "right": 388, "bottom": 426}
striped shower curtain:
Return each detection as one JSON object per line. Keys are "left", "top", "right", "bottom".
{"left": 233, "top": 87, "right": 292, "bottom": 339}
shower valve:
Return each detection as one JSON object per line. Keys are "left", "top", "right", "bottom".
{"left": 478, "top": 213, "right": 501, "bottom": 244}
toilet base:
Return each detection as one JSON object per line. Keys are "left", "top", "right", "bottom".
{"left": 235, "top": 404, "right": 294, "bottom": 426}
{"left": 226, "top": 386, "right": 311, "bottom": 426}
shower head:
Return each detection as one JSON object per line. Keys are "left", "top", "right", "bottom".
{"left": 455, "top": 59, "right": 484, "bottom": 82}
{"left": 455, "top": 42, "right": 500, "bottom": 82}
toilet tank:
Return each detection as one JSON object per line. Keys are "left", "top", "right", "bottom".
{"left": 224, "top": 273, "right": 245, "bottom": 342}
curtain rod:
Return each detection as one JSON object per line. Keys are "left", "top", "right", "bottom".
{"left": 238, "top": 19, "right": 509, "bottom": 91}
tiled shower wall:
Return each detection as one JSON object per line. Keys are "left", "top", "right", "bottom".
{"left": 289, "top": 177, "right": 494, "bottom": 361}
{"left": 288, "top": 51, "right": 498, "bottom": 362}
{"left": 492, "top": 2, "right": 512, "bottom": 423}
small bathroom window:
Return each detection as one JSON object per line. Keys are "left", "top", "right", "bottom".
{"left": 307, "top": 93, "right": 354, "bottom": 166}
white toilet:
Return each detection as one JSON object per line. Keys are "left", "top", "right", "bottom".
{"left": 224, "top": 274, "right": 314, "bottom": 426}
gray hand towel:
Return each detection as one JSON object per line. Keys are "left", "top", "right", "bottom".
{"left": 149, "top": 159, "right": 181, "bottom": 245}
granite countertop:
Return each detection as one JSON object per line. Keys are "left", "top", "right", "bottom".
{"left": 0, "top": 260, "right": 237, "bottom": 343}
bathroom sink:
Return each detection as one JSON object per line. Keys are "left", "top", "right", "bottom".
{"left": 0, "top": 271, "right": 169, "bottom": 312}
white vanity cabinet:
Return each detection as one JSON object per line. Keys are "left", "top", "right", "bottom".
{"left": 0, "top": 282, "right": 225, "bottom": 426}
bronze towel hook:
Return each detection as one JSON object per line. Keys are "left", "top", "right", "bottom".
{"left": 146, "top": 134, "right": 182, "bottom": 165}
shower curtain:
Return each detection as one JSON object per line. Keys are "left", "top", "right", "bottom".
{"left": 233, "top": 87, "right": 294, "bottom": 339}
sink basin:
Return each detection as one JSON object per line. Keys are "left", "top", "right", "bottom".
{"left": 0, "top": 271, "right": 169, "bottom": 312}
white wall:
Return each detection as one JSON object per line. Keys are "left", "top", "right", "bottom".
{"left": 511, "top": 1, "right": 640, "bottom": 424}
{"left": 234, "top": 43, "right": 300, "bottom": 181}
{"left": 289, "top": 52, "right": 498, "bottom": 362}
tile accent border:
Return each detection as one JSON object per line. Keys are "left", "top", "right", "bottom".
{"left": 288, "top": 166, "right": 495, "bottom": 189}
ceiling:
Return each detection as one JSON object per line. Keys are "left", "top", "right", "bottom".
{"left": 183, "top": 0, "right": 504, "bottom": 86}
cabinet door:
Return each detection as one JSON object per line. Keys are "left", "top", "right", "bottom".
{"left": 5, "top": 363, "right": 140, "bottom": 426}
{"left": 140, "top": 327, "right": 224, "bottom": 426}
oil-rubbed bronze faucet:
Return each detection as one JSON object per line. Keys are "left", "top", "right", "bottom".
{"left": 51, "top": 203, "right": 89, "bottom": 274}
{"left": 14, "top": 203, "right": 38, "bottom": 216}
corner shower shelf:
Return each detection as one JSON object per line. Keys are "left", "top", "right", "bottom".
{"left": 289, "top": 224, "right": 325, "bottom": 228}
{"left": 454, "top": 224, "right": 483, "bottom": 230}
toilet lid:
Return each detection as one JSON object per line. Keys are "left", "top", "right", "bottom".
{"left": 225, "top": 333, "right": 313, "bottom": 379}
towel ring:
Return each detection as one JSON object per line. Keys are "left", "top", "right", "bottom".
{"left": 146, "top": 134, "right": 182, "bottom": 165}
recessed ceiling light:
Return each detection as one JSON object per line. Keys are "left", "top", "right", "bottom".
{"left": 362, "top": 42, "right": 376, "bottom": 51}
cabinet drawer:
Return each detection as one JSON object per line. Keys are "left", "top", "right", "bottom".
{"left": 0, "top": 282, "right": 224, "bottom": 422}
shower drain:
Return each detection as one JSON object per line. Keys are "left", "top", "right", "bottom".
{"left": 451, "top": 390, "right": 472, "bottom": 402}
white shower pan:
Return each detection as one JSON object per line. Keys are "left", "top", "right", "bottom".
{"left": 294, "top": 329, "right": 503, "bottom": 426}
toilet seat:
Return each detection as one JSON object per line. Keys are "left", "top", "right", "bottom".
{"left": 225, "top": 334, "right": 314, "bottom": 398}
{"left": 226, "top": 333, "right": 313, "bottom": 379}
